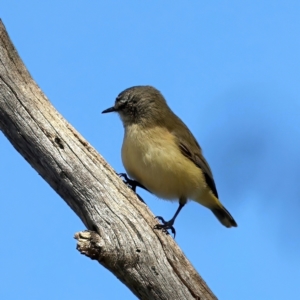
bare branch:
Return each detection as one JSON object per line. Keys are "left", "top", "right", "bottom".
{"left": 0, "top": 20, "right": 217, "bottom": 300}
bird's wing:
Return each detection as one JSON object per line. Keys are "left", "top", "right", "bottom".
{"left": 174, "top": 134, "right": 219, "bottom": 199}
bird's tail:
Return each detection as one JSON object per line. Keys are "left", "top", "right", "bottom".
{"left": 211, "top": 205, "right": 237, "bottom": 228}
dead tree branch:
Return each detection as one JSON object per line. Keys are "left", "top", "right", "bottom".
{"left": 0, "top": 20, "right": 217, "bottom": 300}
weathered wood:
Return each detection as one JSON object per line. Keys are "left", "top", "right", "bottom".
{"left": 0, "top": 19, "right": 217, "bottom": 300}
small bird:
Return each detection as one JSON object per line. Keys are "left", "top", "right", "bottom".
{"left": 102, "top": 86, "right": 237, "bottom": 235}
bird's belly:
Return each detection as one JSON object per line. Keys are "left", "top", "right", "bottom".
{"left": 121, "top": 126, "right": 206, "bottom": 200}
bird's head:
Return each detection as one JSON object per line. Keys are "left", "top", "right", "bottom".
{"left": 102, "top": 86, "right": 169, "bottom": 127}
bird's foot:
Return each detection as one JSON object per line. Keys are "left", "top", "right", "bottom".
{"left": 118, "top": 173, "right": 138, "bottom": 191}
{"left": 154, "top": 216, "right": 176, "bottom": 237}
{"left": 118, "top": 173, "right": 146, "bottom": 204}
{"left": 118, "top": 173, "right": 149, "bottom": 192}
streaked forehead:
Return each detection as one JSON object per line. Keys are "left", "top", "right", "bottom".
{"left": 116, "top": 90, "right": 129, "bottom": 101}
{"left": 115, "top": 87, "right": 134, "bottom": 102}
{"left": 115, "top": 85, "right": 160, "bottom": 103}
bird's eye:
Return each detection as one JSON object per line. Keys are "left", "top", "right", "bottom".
{"left": 115, "top": 98, "right": 127, "bottom": 110}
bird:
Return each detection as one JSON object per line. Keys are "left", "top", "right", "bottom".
{"left": 102, "top": 85, "right": 237, "bottom": 235}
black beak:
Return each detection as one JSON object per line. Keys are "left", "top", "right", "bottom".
{"left": 102, "top": 106, "right": 116, "bottom": 114}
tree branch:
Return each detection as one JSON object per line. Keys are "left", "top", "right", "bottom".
{"left": 0, "top": 20, "right": 217, "bottom": 300}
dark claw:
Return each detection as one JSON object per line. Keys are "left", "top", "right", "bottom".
{"left": 118, "top": 173, "right": 146, "bottom": 204}
{"left": 118, "top": 173, "right": 149, "bottom": 193}
{"left": 118, "top": 173, "right": 137, "bottom": 191}
{"left": 154, "top": 216, "right": 176, "bottom": 237}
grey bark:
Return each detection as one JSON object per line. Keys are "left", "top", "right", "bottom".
{"left": 0, "top": 20, "right": 217, "bottom": 300}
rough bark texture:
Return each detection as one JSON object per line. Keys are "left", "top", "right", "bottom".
{"left": 0, "top": 20, "right": 217, "bottom": 300}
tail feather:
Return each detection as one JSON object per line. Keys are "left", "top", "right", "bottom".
{"left": 212, "top": 205, "right": 237, "bottom": 228}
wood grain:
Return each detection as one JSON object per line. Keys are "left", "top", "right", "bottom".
{"left": 0, "top": 19, "right": 217, "bottom": 300}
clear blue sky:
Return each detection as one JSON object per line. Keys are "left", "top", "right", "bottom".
{"left": 1, "top": 2, "right": 300, "bottom": 299}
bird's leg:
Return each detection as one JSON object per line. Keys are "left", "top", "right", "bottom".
{"left": 118, "top": 173, "right": 149, "bottom": 192}
{"left": 118, "top": 173, "right": 149, "bottom": 204}
{"left": 154, "top": 199, "right": 186, "bottom": 238}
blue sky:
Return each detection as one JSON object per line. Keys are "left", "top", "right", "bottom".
{"left": 1, "top": 1, "right": 300, "bottom": 299}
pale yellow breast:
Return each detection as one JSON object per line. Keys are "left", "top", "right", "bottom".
{"left": 121, "top": 124, "right": 206, "bottom": 201}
